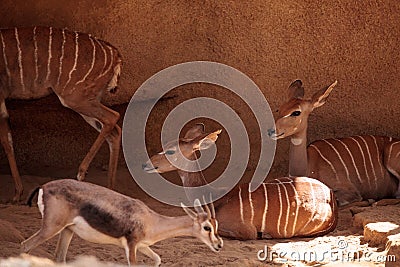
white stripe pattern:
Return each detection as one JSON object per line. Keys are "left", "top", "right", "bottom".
{"left": 45, "top": 27, "right": 53, "bottom": 83}
{"left": 33, "top": 27, "right": 39, "bottom": 85}
{"left": 76, "top": 35, "right": 96, "bottom": 85}
{"left": 371, "top": 136, "right": 385, "bottom": 180}
{"left": 276, "top": 182, "right": 283, "bottom": 236}
{"left": 260, "top": 183, "right": 268, "bottom": 232}
{"left": 64, "top": 31, "right": 79, "bottom": 89}
{"left": 301, "top": 180, "right": 316, "bottom": 232}
{"left": 310, "top": 185, "right": 330, "bottom": 233}
{"left": 97, "top": 45, "right": 114, "bottom": 79}
{"left": 349, "top": 137, "right": 372, "bottom": 189}
{"left": 57, "top": 29, "right": 66, "bottom": 87}
{"left": 277, "top": 180, "right": 290, "bottom": 237}
{"left": 323, "top": 140, "right": 352, "bottom": 183}
{"left": 95, "top": 38, "right": 107, "bottom": 79}
{"left": 358, "top": 136, "right": 378, "bottom": 191}
{"left": 238, "top": 186, "right": 244, "bottom": 223}
{"left": 288, "top": 181, "right": 300, "bottom": 237}
{"left": 309, "top": 144, "right": 339, "bottom": 181}
{"left": 335, "top": 138, "right": 362, "bottom": 183}
{"left": 248, "top": 183, "right": 254, "bottom": 225}
{"left": 14, "top": 28, "right": 25, "bottom": 92}
{"left": 0, "top": 31, "right": 11, "bottom": 87}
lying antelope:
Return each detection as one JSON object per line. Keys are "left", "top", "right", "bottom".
{"left": 143, "top": 124, "right": 337, "bottom": 240}
{"left": 268, "top": 80, "right": 400, "bottom": 206}
{"left": 21, "top": 179, "right": 223, "bottom": 266}
{"left": 0, "top": 26, "right": 123, "bottom": 202}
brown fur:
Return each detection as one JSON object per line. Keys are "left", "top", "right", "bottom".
{"left": 0, "top": 26, "right": 123, "bottom": 202}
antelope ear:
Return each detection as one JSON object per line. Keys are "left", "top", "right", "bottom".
{"left": 181, "top": 203, "right": 197, "bottom": 219}
{"left": 288, "top": 80, "right": 305, "bottom": 99}
{"left": 311, "top": 80, "right": 337, "bottom": 109}
{"left": 193, "top": 130, "right": 222, "bottom": 151}
{"left": 184, "top": 123, "right": 205, "bottom": 140}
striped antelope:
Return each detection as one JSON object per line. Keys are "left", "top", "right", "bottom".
{"left": 142, "top": 124, "right": 337, "bottom": 240}
{"left": 21, "top": 179, "right": 223, "bottom": 266}
{"left": 0, "top": 26, "right": 122, "bottom": 202}
{"left": 268, "top": 80, "right": 400, "bottom": 206}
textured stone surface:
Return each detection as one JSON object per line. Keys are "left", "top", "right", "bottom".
{"left": 352, "top": 204, "right": 400, "bottom": 265}
{"left": 386, "top": 235, "right": 400, "bottom": 267}
{"left": 0, "top": 1, "right": 399, "bottom": 182}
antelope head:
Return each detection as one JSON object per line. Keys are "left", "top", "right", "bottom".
{"left": 142, "top": 124, "right": 222, "bottom": 173}
{"left": 268, "top": 80, "right": 337, "bottom": 141}
{"left": 181, "top": 198, "right": 223, "bottom": 252}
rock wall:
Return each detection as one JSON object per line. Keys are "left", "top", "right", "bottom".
{"left": 0, "top": 1, "right": 399, "bottom": 181}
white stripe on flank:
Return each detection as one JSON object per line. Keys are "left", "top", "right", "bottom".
{"left": 288, "top": 181, "right": 300, "bottom": 237}
{"left": 45, "top": 27, "right": 53, "bottom": 83}
{"left": 301, "top": 180, "right": 316, "bottom": 232}
{"left": 94, "top": 38, "right": 107, "bottom": 79}
{"left": 238, "top": 186, "right": 244, "bottom": 223}
{"left": 392, "top": 141, "right": 400, "bottom": 158}
{"left": 358, "top": 136, "right": 377, "bottom": 192}
{"left": 309, "top": 144, "right": 339, "bottom": 181}
{"left": 276, "top": 182, "right": 283, "bottom": 237}
{"left": 371, "top": 136, "right": 385, "bottom": 179}
{"left": 97, "top": 45, "right": 114, "bottom": 79}
{"left": 248, "top": 183, "right": 254, "bottom": 225}
{"left": 261, "top": 183, "right": 268, "bottom": 232}
{"left": 389, "top": 141, "right": 400, "bottom": 159}
{"left": 277, "top": 180, "right": 290, "bottom": 237}
{"left": 15, "top": 28, "right": 25, "bottom": 91}
{"left": 64, "top": 31, "right": 79, "bottom": 89}
{"left": 349, "top": 137, "right": 372, "bottom": 189}
{"left": 310, "top": 185, "right": 330, "bottom": 233}
{"left": 76, "top": 35, "right": 96, "bottom": 85}
{"left": 336, "top": 139, "right": 362, "bottom": 183}
{"left": 323, "top": 140, "right": 352, "bottom": 184}
{"left": 57, "top": 29, "right": 66, "bottom": 87}
{"left": 33, "top": 27, "right": 39, "bottom": 85}
{"left": 0, "top": 31, "right": 11, "bottom": 87}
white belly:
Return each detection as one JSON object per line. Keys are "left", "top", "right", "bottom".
{"left": 70, "top": 216, "right": 127, "bottom": 247}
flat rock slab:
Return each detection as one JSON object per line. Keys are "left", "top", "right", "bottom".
{"left": 352, "top": 203, "right": 400, "bottom": 265}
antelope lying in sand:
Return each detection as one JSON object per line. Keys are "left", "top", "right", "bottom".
{"left": 268, "top": 80, "right": 400, "bottom": 206}
{"left": 142, "top": 124, "right": 337, "bottom": 240}
{"left": 0, "top": 26, "right": 123, "bottom": 202}
{"left": 21, "top": 179, "right": 222, "bottom": 266}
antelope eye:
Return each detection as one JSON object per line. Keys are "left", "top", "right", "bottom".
{"left": 203, "top": 226, "right": 212, "bottom": 232}
{"left": 290, "top": 111, "right": 301, "bottom": 117}
{"left": 165, "top": 150, "right": 175, "bottom": 155}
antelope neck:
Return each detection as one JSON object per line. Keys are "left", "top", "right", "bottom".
{"left": 177, "top": 153, "right": 208, "bottom": 188}
{"left": 148, "top": 214, "right": 194, "bottom": 243}
{"left": 288, "top": 129, "right": 308, "bottom": 177}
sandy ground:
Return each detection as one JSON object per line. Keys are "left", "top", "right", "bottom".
{"left": 0, "top": 166, "right": 396, "bottom": 266}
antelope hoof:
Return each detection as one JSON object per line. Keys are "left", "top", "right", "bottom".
{"left": 77, "top": 171, "right": 87, "bottom": 181}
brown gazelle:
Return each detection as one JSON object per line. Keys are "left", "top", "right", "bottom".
{"left": 268, "top": 80, "right": 400, "bottom": 206}
{"left": 143, "top": 124, "right": 337, "bottom": 240}
{"left": 21, "top": 179, "right": 223, "bottom": 266}
{"left": 0, "top": 26, "right": 123, "bottom": 201}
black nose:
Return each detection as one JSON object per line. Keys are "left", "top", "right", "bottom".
{"left": 267, "top": 128, "right": 275, "bottom": 136}
{"left": 217, "top": 244, "right": 222, "bottom": 249}
{"left": 142, "top": 163, "right": 148, "bottom": 170}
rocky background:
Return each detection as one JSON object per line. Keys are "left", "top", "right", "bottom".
{"left": 0, "top": 1, "right": 399, "bottom": 181}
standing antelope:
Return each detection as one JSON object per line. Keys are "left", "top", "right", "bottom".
{"left": 268, "top": 80, "right": 400, "bottom": 206}
{"left": 0, "top": 26, "right": 122, "bottom": 202}
{"left": 21, "top": 179, "right": 223, "bottom": 266}
{"left": 142, "top": 124, "right": 337, "bottom": 240}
